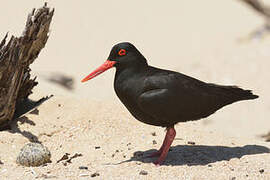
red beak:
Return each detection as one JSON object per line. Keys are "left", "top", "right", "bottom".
{"left": 81, "top": 60, "right": 116, "bottom": 82}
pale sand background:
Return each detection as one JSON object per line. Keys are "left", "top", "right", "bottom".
{"left": 0, "top": 0, "right": 270, "bottom": 179}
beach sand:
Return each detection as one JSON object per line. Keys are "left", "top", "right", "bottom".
{"left": 0, "top": 0, "right": 270, "bottom": 179}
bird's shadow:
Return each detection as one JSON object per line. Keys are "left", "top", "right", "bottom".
{"left": 121, "top": 144, "right": 270, "bottom": 166}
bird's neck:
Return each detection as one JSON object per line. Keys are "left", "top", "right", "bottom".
{"left": 116, "top": 64, "right": 148, "bottom": 78}
{"left": 116, "top": 56, "right": 148, "bottom": 75}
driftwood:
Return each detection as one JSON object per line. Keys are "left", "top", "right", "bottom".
{"left": 239, "top": 0, "right": 270, "bottom": 40}
{"left": 0, "top": 3, "right": 54, "bottom": 128}
{"left": 240, "top": 0, "right": 270, "bottom": 18}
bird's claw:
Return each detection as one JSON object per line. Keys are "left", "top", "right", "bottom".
{"left": 153, "top": 160, "right": 161, "bottom": 167}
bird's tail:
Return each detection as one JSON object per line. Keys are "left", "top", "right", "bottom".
{"left": 208, "top": 83, "right": 259, "bottom": 102}
{"left": 223, "top": 85, "right": 258, "bottom": 101}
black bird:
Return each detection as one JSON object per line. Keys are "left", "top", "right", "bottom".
{"left": 82, "top": 42, "right": 258, "bottom": 165}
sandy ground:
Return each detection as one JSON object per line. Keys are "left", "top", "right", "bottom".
{"left": 1, "top": 0, "right": 270, "bottom": 179}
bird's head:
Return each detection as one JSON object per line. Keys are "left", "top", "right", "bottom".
{"left": 81, "top": 42, "right": 147, "bottom": 82}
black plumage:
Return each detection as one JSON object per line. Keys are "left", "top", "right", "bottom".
{"left": 82, "top": 42, "right": 258, "bottom": 165}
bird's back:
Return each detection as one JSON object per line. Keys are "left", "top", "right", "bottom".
{"left": 137, "top": 66, "right": 258, "bottom": 126}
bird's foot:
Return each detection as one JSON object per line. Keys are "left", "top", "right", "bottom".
{"left": 153, "top": 160, "right": 162, "bottom": 167}
{"left": 152, "top": 152, "right": 167, "bottom": 166}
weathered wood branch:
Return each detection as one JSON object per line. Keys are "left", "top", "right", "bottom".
{"left": 0, "top": 3, "right": 54, "bottom": 127}
{"left": 240, "top": 0, "right": 270, "bottom": 18}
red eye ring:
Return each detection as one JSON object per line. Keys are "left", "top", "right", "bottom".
{"left": 118, "top": 49, "right": 126, "bottom": 56}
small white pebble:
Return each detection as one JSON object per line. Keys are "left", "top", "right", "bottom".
{"left": 1, "top": 169, "right": 7, "bottom": 173}
{"left": 79, "top": 173, "right": 89, "bottom": 177}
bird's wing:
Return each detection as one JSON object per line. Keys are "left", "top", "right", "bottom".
{"left": 137, "top": 72, "right": 231, "bottom": 125}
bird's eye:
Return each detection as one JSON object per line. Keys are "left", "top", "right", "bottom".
{"left": 118, "top": 49, "right": 126, "bottom": 56}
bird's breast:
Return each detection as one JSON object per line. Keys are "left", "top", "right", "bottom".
{"left": 113, "top": 71, "right": 156, "bottom": 125}
{"left": 114, "top": 75, "right": 143, "bottom": 103}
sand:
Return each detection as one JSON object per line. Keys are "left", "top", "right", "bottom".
{"left": 0, "top": 0, "right": 270, "bottom": 179}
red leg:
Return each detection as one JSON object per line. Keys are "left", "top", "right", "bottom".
{"left": 154, "top": 127, "right": 176, "bottom": 166}
{"left": 146, "top": 132, "right": 168, "bottom": 158}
